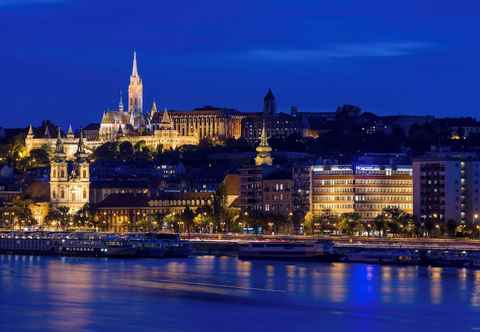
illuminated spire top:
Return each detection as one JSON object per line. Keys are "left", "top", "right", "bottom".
{"left": 255, "top": 121, "right": 273, "bottom": 166}
{"left": 259, "top": 121, "right": 269, "bottom": 147}
{"left": 27, "top": 124, "right": 33, "bottom": 137}
{"left": 151, "top": 100, "right": 158, "bottom": 113}
{"left": 132, "top": 50, "right": 138, "bottom": 77}
{"left": 67, "top": 124, "right": 74, "bottom": 138}
{"left": 118, "top": 91, "right": 124, "bottom": 112}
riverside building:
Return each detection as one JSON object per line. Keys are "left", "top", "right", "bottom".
{"left": 413, "top": 152, "right": 480, "bottom": 226}
{"left": 239, "top": 123, "right": 294, "bottom": 217}
{"left": 310, "top": 157, "right": 413, "bottom": 220}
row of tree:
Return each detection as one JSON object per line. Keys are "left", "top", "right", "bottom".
{"left": 1, "top": 196, "right": 479, "bottom": 239}
{"left": 304, "top": 208, "right": 480, "bottom": 238}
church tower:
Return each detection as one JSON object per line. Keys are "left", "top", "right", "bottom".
{"left": 255, "top": 121, "right": 273, "bottom": 166}
{"left": 263, "top": 88, "right": 276, "bottom": 116}
{"left": 50, "top": 130, "right": 68, "bottom": 208}
{"left": 128, "top": 51, "right": 143, "bottom": 127}
{"left": 49, "top": 129, "right": 90, "bottom": 214}
{"left": 74, "top": 131, "right": 90, "bottom": 210}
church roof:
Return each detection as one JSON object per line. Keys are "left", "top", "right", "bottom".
{"left": 101, "top": 110, "right": 130, "bottom": 124}
{"left": 161, "top": 108, "right": 172, "bottom": 124}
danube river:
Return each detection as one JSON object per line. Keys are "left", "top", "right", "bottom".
{"left": 1, "top": 256, "right": 479, "bottom": 332}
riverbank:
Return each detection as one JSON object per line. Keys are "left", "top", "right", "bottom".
{"left": 190, "top": 238, "right": 480, "bottom": 268}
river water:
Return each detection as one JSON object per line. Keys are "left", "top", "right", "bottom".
{"left": 0, "top": 255, "right": 479, "bottom": 332}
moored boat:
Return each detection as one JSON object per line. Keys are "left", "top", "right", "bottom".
{"left": 238, "top": 240, "right": 336, "bottom": 261}
{"left": 341, "top": 248, "right": 420, "bottom": 265}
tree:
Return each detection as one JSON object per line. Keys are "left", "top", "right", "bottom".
{"left": 134, "top": 146, "right": 153, "bottom": 163}
{"left": 337, "top": 212, "right": 360, "bottom": 235}
{"left": 93, "top": 142, "right": 119, "bottom": 161}
{"left": 424, "top": 218, "right": 436, "bottom": 237}
{"left": 337, "top": 213, "right": 353, "bottom": 235}
{"left": 180, "top": 207, "right": 195, "bottom": 233}
{"left": 118, "top": 141, "right": 134, "bottom": 161}
{"left": 303, "top": 211, "right": 314, "bottom": 235}
{"left": 213, "top": 184, "right": 228, "bottom": 232}
{"left": 224, "top": 208, "right": 240, "bottom": 233}
{"left": 446, "top": 219, "right": 458, "bottom": 237}
{"left": 73, "top": 204, "right": 97, "bottom": 229}
{"left": 163, "top": 212, "right": 179, "bottom": 232}
{"left": 28, "top": 148, "right": 50, "bottom": 168}
{"left": 46, "top": 206, "right": 71, "bottom": 230}
{"left": 1, "top": 198, "right": 36, "bottom": 230}
{"left": 45, "top": 208, "right": 61, "bottom": 230}
{"left": 373, "top": 214, "right": 387, "bottom": 237}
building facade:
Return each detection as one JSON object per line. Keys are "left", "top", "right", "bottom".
{"left": 95, "top": 192, "right": 213, "bottom": 232}
{"left": 413, "top": 153, "right": 480, "bottom": 225}
{"left": 239, "top": 129, "right": 293, "bottom": 216}
{"left": 311, "top": 162, "right": 413, "bottom": 220}
{"left": 49, "top": 132, "right": 90, "bottom": 214}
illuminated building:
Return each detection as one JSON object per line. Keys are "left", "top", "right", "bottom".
{"left": 49, "top": 131, "right": 90, "bottom": 214}
{"left": 95, "top": 192, "right": 213, "bottom": 232}
{"left": 311, "top": 160, "right": 413, "bottom": 220}
{"left": 255, "top": 122, "right": 273, "bottom": 166}
{"left": 239, "top": 129, "right": 293, "bottom": 216}
{"left": 413, "top": 152, "right": 480, "bottom": 225}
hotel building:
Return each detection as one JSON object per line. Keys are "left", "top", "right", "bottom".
{"left": 310, "top": 159, "right": 413, "bottom": 220}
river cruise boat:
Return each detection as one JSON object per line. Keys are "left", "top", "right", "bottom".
{"left": 340, "top": 248, "right": 420, "bottom": 265}
{"left": 238, "top": 240, "right": 336, "bottom": 261}
{"left": 422, "top": 249, "right": 471, "bottom": 267}
{"left": 0, "top": 232, "right": 60, "bottom": 255}
{"left": 127, "top": 233, "right": 191, "bottom": 258}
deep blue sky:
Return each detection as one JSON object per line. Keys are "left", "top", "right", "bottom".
{"left": 1, "top": 0, "right": 480, "bottom": 128}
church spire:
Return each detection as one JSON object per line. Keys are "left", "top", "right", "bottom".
{"left": 67, "top": 124, "right": 74, "bottom": 138}
{"left": 118, "top": 91, "right": 124, "bottom": 112}
{"left": 55, "top": 128, "right": 65, "bottom": 158}
{"left": 161, "top": 108, "right": 172, "bottom": 124}
{"left": 27, "top": 124, "right": 34, "bottom": 137}
{"left": 75, "top": 129, "right": 88, "bottom": 160}
{"left": 132, "top": 50, "right": 139, "bottom": 77}
{"left": 128, "top": 50, "right": 143, "bottom": 119}
{"left": 255, "top": 121, "right": 273, "bottom": 166}
{"left": 259, "top": 121, "right": 269, "bottom": 147}
{"left": 150, "top": 100, "right": 157, "bottom": 115}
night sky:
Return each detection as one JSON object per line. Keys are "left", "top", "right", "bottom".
{"left": 1, "top": 0, "right": 480, "bottom": 128}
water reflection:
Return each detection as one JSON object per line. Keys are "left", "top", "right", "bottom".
{"left": 472, "top": 271, "right": 480, "bottom": 307}
{"left": 327, "top": 263, "right": 347, "bottom": 303}
{"left": 2, "top": 256, "right": 480, "bottom": 332}
{"left": 430, "top": 267, "right": 443, "bottom": 304}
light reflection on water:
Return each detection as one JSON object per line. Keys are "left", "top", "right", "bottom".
{"left": 1, "top": 255, "right": 480, "bottom": 332}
